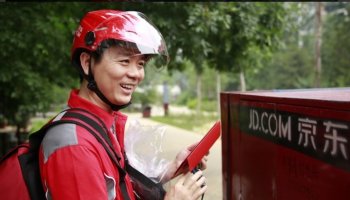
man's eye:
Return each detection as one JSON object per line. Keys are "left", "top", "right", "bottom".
{"left": 119, "top": 59, "right": 130, "bottom": 65}
{"left": 138, "top": 61, "right": 146, "bottom": 68}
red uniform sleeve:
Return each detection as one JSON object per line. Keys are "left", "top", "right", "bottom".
{"left": 40, "top": 145, "right": 109, "bottom": 200}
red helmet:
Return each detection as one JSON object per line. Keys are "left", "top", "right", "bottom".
{"left": 71, "top": 9, "right": 169, "bottom": 68}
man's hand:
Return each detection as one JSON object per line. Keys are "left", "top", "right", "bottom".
{"left": 161, "top": 142, "right": 209, "bottom": 183}
{"left": 164, "top": 170, "right": 207, "bottom": 200}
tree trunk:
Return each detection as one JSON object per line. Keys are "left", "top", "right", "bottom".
{"left": 239, "top": 69, "right": 246, "bottom": 92}
{"left": 314, "top": 2, "right": 323, "bottom": 88}
{"left": 196, "top": 73, "right": 202, "bottom": 116}
{"left": 16, "top": 125, "right": 21, "bottom": 145}
{"left": 216, "top": 71, "right": 221, "bottom": 116}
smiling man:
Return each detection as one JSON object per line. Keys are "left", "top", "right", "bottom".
{"left": 78, "top": 45, "right": 148, "bottom": 111}
{"left": 38, "top": 10, "right": 207, "bottom": 200}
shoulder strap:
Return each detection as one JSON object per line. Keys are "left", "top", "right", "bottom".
{"left": 29, "top": 108, "right": 132, "bottom": 200}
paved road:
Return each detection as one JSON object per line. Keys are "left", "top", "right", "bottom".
{"left": 125, "top": 112, "right": 223, "bottom": 200}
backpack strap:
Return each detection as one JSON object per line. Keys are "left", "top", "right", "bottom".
{"left": 62, "top": 109, "right": 132, "bottom": 200}
{"left": 63, "top": 108, "right": 122, "bottom": 161}
{"left": 63, "top": 108, "right": 166, "bottom": 200}
{"left": 28, "top": 108, "right": 132, "bottom": 200}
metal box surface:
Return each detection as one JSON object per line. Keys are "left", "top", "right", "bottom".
{"left": 220, "top": 88, "right": 350, "bottom": 200}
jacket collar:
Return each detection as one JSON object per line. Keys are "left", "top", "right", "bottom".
{"left": 67, "top": 89, "right": 115, "bottom": 128}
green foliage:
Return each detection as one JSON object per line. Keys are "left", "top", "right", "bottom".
{"left": 248, "top": 44, "right": 314, "bottom": 90}
{"left": 174, "top": 90, "right": 192, "bottom": 106}
{"left": 202, "top": 100, "right": 217, "bottom": 112}
{"left": 322, "top": 3, "right": 350, "bottom": 87}
{"left": 186, "top": 99, "right": 197, "bottom": 110}
{"left": 0, "top": 3, "right": 80, "bottom": 128}
{"left": 249, "top": 2, "right": 350, "bottom": 90}
{"left": 3, "top": 2, "right": 349, "bottom": 129}
{"left": 132, "top": 89, "right": 158, "bottom": 107}
{"left": 0, "top": 113, "right": 8, "bottom": 127}
{"left": 196, "top": 2, "right": 295, "bottom": 75}
{"left": 186, "top": 99, "right": 216, "bottom": 112}
{"left": 29, "top": 118, "right": 50, "bottom": 134}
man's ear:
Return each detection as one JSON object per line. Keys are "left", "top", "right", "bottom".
{"left": 80, "top": 52, "right": 91, "bottom": 75}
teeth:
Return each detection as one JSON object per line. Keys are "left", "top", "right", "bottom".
{"left": 121, "top": 84, "right": 133, "bottom": 89}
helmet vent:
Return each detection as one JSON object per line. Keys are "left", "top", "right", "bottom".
{"left": 85, "top": 31, "right": 95, "bottom": 46}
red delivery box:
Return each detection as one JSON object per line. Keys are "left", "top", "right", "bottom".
{"left": 220, "top": 88, "right": 350, "bottom": 200}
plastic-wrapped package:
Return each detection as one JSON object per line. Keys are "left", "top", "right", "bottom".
{"left": 125, "top": 120, "right": 171, "bottom": 183}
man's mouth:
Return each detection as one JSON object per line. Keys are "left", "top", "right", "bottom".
{"left": 121, "top": 84, "right": 134, "bottom": 90}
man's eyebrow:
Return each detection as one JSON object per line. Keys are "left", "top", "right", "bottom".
{"left": 118, "top": 51, "right": 133, "bottom": 56}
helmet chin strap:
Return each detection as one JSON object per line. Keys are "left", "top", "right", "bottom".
{"left": 86, "top": 58, "right": 131, "bottom": 111}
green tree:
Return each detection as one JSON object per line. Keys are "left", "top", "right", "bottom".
{"left": 247, "top": 2, "right": 315, "bottom": 90}
{"left": 322, "top": 3, "right": 350, "bottom": 87}
{"left": 249, "top": 44, "right": 314, "bottom": 89}
{"left": 144, "top": 3, "right": 294, "bottom": 111}
{"left": 0, "top": 3, "right": 80, "bottom": 139}
{"left": 187, "top": 3, "right": 295, "bottom": 113}
{"left": 210, "top": 3, "right": 295, "bottom": 88}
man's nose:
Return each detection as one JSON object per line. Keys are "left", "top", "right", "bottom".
{"left": 127, "top": 63, "right": 141, "bottom": 78}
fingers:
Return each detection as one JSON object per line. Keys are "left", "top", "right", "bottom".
{"left": 193, "top": 183, "right": 207, "bottom": 200}
{"left": 182, "top": 170, "right": 202, "bottom": 187}
{"left": 189, "top": 173, "right": 206, "bottom": 191}
{"left": 176, "top": 172, "right": 188, "bottom": 186}
{"left": 190, "top": 170, "right": 207, "bottom": 200}
{"left": 199, "top": 155, "right": 209, "bottom": 170}
{"left": 168, "top": 170, "right": 207, "bottom": 200}
{"left": 205, "top": 151, "right": 210, "bottom": 156}
{"left": 187, "top": 142, "right": 199, "bottom": 151}
{"left": 184, "top": 170, "right": 207, "bottom": 199}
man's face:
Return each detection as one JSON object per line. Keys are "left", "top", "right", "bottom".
{"left": 92, "top": 46, "right": 146, "bottom": 106}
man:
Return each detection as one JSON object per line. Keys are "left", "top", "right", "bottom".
{"left": 39, "top": 9, "right": 207, "bottom": 200}
{"left": 163, "top": 81, "right": 170, "bottom": 116}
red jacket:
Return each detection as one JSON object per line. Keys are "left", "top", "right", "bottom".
{"left": 39, "top": 89, "right": 135, "bottom": 200}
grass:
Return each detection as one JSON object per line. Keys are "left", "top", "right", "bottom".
{"left": 151, "top": 113, "right": 219, "bottom": 132}
{"left": 29, "top": 118, "right": 50, "bottom": 134}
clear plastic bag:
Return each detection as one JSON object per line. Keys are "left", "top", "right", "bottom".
{"left": 125, "top": 120, "right": 170, "bottom": 183}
